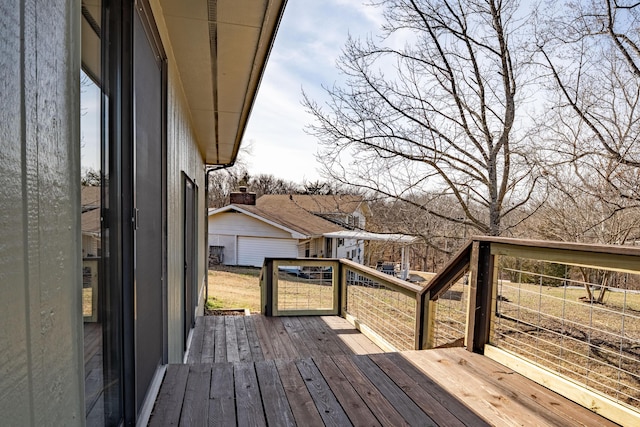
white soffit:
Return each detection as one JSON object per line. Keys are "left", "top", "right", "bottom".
{"left": 160, "top": 0, "right": 287, "bottom": 165}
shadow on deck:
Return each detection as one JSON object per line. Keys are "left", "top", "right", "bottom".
{"left": 148, "top": 315, "right": 616, "bottom": 426}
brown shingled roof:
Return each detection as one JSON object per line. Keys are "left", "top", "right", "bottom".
{"left": 256, "top": 194, "right": 364, "bottom": 215}
{"left": 237, "top": 199, "right": 346, "bottom": 237}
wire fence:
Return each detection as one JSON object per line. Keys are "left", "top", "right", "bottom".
{"left": 275, "top": 265, "right": 334, "bottom": 311}
{"left": 432, "top": 275, "right": 469, "bottom": 347}
{"left": 344, "top": 269, "right": 416, "bottom": 351}
{"left": 493, "top": 258, "right": 640, "bottom": 410}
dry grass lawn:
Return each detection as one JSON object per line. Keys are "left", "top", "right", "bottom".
{"left": 207, "top": 266, "right": 262, "bottom": 312}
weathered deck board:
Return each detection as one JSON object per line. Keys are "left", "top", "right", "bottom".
{"left": 384, "top": 352, "right": 490, "bottom": 427}
{"left": 234, "top": 362, "right": 266, "bottom": 426}
{"left": 148, "top": 364, "right": 189, "bottom": 427}
{"left": 200, "top": 316, "right": 216, "bottom": 364}
{"left": 255, "top": 360, "right": 296, "bottom": 426}
{"left": 209, "top": 363, "right": 235, "bottom": 427}
{"left": 275, "top": 358, "right": 325, "bottom": 427}
{"left": 213, "top": 316, "right": 227, "bottom": 363}
{"left": 149, "top": 315, "right": 621, "bottom": 427}
{"left": 179, "top": 364, "right": 210, "bottom": 426}
{"left": 351, "top": 354, "right": 437, "bottom": 426}
{"left": 320, "top": 315, "right": 382, "bottom": 355}
{"left": 186, "top": 317, "right": 205, "bottom": 364}
{"left": 313, "top": 356, "right": 381, "bottom": 427}
{"left": 234, "top": 316, "right": 252, "bottom": 362}
{"left": 295, "top": 358, "right": 353, "bottom": 426}
{"left": 243, "top": 315, "right": 265, "bottom": 361}
{"left": 369, "top": 352, "right": 469, "bottom": 427}
{"left": 224, "top": 316, "right": 240, "bottom": 362}
{"left": 331, "top": 354, "right": 410, "bottom": 427}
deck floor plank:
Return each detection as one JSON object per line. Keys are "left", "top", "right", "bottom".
{"left": 435, "top": 347, "right": 620, "bottom": 427}
{"left": 244, "top": 315, "right": 265, "bottom": 362}
{"left": 369, "top": 352, "right": 469, "bottom": 427}
{"left": 384, "top": 352, "right": 490, "bottom": 427}
{"left": 224, "top": 316, "right": 240, "bottom": 362}
{"left": 252, "top": 314, "right": 277, "bottom": 360}
{"left": 255, "top": 360, "right": 297, "bottom": 426}
{"left": 208, "top": 362, "right": 236, "bottom": 427}
{"left": 281, "top": 317, "right": 314, "bottom": 358}
{"left": 234, "top": 362, "right": 266, "bottom": 427}
{"left": 178, "top": 364, "right": 211, "bottom": 426}
{"left": 275, "top": 359, "right": 325, "bottom": 427}
{"left": 149, "top": 364, "right": 189, "bottom": 426}
{"left": 300, "top": 316, "right": 345, "bottom": 356}
{"left": 406, "top": 349, "right": 557, "bottom": 426}
{"left": 265, "top": 316, "right": 300, "bottom": 360}
{"left": 213, "top": 316, "right": 227, "bottom": 363}
{"left": 331, "top": 354, "right": 410, "bottom": 427}
{"left": 234, "top": 316, "right": 253, "bottom": 362}
{"left": 187, "top": 317, "right": 205, "bottom": 364}
{"left": 320, "top": 316, "right": 383, "bottom": 355}
{"left": 351, "top": 355, "right": 437, "bottom": 427}
{"left": 295, "top": 358, "right": 354, "bottom": 426}
{"left": 201, "top": 316, "right": 216, "bottom": 364}
{"left": 313, "top": 356, "right": 382, "bottom": 427}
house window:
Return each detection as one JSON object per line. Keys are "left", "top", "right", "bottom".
{"left": 338, "top": 238, "right": 344, "bottom": 247}
{"left": 325, "top": 238, "right": 333, "bottom": 258}
{"left": 347, "top": 215, "right": 360, "bottom": 229}
{"left": 305, "top": 242, "right": 310, "bottom": 257}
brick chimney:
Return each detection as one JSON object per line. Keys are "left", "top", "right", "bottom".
{"left": 229, "top": 186, "right": 256, "bottom": 205}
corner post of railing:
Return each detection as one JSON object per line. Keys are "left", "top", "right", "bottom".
{"left": 338, "top": 260, "right": 347, "bottom": 317}
{"left": 262, "top": 258, "right": 274, "bottom": 316}
{"left": 466, "top": 240, "right": 494, "bottom": 354}
{"left": 415, "top": 289, "right": 434, "bottom": 350}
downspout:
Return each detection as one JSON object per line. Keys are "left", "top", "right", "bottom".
{"left": 205, "top": 163, "right": 234, "bottom": 306}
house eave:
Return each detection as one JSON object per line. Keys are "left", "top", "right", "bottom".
{"left": 160, "top": 0, "right": 288, "bottom": 165}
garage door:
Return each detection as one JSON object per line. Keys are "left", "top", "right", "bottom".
{"left": 238, "top": 237, "right": 298, "bottom": 267}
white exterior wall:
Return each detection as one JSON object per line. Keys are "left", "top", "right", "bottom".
{"left": 209, "top": 212, "right": 298, "bottom": 267}
{"left": 151, "top": 0, "right": 207, "bottom": 363}
{"left": 0, "top": 1, "right": 84, "bottom": 423}
{"left": 337, "top": 238, "right": 365, "bottom": 264}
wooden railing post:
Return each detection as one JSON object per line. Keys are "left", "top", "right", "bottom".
{"left": 466, "top": 241, "right": 493, "bottom": 353}
{"left": 416, "top": 290, "right": 435, "bottom": 350}
{"left": 262, "top": 259, "right": 273, "bottom": 316}
{"left": 338, "top": 261, "right": 347, "bottom": 317}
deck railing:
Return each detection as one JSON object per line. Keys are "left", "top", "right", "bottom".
{"left": 260, "top": 237, "right": 640, "bottom": 424}
{"left": 260, "top": 258, "right": 421, "bottom": 351}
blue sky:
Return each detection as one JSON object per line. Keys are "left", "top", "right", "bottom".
{"left": 241, "top": 1, "right": 383, "bottom": 183}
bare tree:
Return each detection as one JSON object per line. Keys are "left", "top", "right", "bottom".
{"left": 305, "top": 0, "right": 543, "bottom": 236}
{"left": 537, "top": 0, "right": 640, "bottom": 202}
{"left": 249, "top": 174, "right": 300, "bottom": 198}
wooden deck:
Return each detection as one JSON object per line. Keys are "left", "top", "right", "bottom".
{"left": 149, "top": 315, "right": 618, "bottom": 426}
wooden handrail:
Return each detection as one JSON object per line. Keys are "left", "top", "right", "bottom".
{"left": 340, "top": 259, "right": 423, "bottom": 297}
{"left": 419, "top": 240, "right": 473, "bottom": 301}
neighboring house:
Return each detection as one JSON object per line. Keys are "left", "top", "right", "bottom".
{"left": 1, "top": 1, "right": 286, "bottom": 425}
{"left": 208, "top": 192, "right": 369, "bottom": 267}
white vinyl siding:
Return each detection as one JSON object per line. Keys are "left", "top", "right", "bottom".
{"left": 237, "top": 237, "right": 298, "bottom": 267}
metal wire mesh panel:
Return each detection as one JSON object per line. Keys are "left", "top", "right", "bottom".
{"left": 432, "top": 275, "right": 469, "bottom": 347}
{"left": 344, "top": 269, "right": 416, "bottom": 351}
{"left": 276, "top": 265, "right": 334, "bottom": 311}
{"left": 493, "top": 257, "right": 640, "bottom": 410}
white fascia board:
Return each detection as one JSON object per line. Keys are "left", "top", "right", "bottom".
{"left": 209, "top": 205, "right": 308, "bottom": 239}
